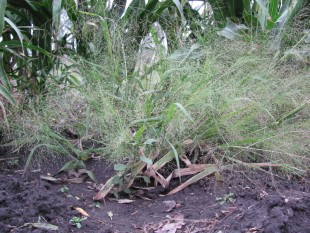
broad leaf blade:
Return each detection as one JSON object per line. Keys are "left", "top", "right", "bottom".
{"left": 0, "top": 52, "right": 12, "bottom": 92}
{"left": 140, "top": 155, "right": 153, "bottom": 165}
{"left": 0, "top": 0, "right": 6, "bottom": 35}
{"left": 255, "top": 0, "right": 269, "bottom": 30}
{"left": 0, "top": 41, "right": 51, "bottom": 56}
{"left": 172, "top": 0, "right": 185, "bottom": 25}
{"left": 52, "top": 0, "right": 62, "bottom": 28}
{"left": 217, "top": 20, "right": 248, "bottom": 40}
{"left": 0, "top": 84, "right": 15, "bottom": 105}
{"left": 4, "top": 17, "right": 24, "bottom": 46}
{"left": 269, "top": 0, "right": 278, "bottom": 21}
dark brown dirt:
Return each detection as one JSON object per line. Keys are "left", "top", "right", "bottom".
{"left": 0, "top": 157, "right": 309, "bottom": 233}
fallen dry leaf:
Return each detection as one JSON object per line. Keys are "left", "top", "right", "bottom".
{"left": 116, "top": 199, "right": 135, "bottom": 204}
{"left": 155, "top": 214, "right": 185, "bottom": 233}
{"left": 163, "top": 200, "right": 176, "bottom": 212}
{"left": 166, "top": 165, "right": 218, "bottom": 195}
{"left": 108, "top": 211, "right": 113, "bottom": 220}
{"left": 74, "top": 207, "right": 90, "bottom": 217}
{"left": 22, "top": 223, "right": 58, "bottom": 231}
{"left": 183, "top": 139, "right": 193, "bottom": 146}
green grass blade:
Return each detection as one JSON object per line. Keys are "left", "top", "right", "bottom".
{"left": 24, "top": 144, "right": 61, "bottom": 176}
{"left": 167, "top": 140, "right": 181, "bottom": 181}
{"left": 174, "top": 102, "right": 194, "bottom": 122}
{"left": 276, "top": 102, "right": 309, "bottom": 125}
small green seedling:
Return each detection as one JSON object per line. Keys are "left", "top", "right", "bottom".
{"left": 95, "top": 201, "right": 100, "bottom": 208}
{"left": 59, "top": 186, "right": 69, "bottom": 193}
{"left": 216, "top": 192, "right": 235, "bottom": 204}
{"left": 7, "top": 158, "right": 19, "bottom": 167}
{"left": 69, "top": 216, "right": 87, "bottom": 229}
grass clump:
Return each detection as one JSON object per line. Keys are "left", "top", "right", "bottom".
{"left": 2, "top": 31, "right": 309, "bottom": 189}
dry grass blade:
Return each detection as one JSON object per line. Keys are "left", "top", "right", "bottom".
{"left": 93, "top": 172, "right": 124, "bottom": 200}
{"left": 121, "top": 161, "right": 146, "bottom": 191}
{"left": 40, "top": 175, "right": 87, "bottom": 184}
{"left": 144, "top": 167, "right": 170, "bottom": 188}
{"left": 172, "top": 164, "right": 215, "bottom": 177}
{"left": 166, "top": 165, "right": 219, "bottom": 195}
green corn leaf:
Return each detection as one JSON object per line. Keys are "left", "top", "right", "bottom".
{"left": 52, "top": 0, "right": 62, "bottom": 28}
{"left": 217, "top": 19, "right": 248, "bottom": 40}
{"left": 269, "top": 0, "right": 279, "bottom": 21}
{"left": 255, "top": 0, "right": 269, "bottom": 30}
{"left": 243, "top": 0, "right": 252, "bottom": 14}
{"left": 0, "top": 52, "right": 12, "bottom": 92}
{"left": 0, "top": 84, "right": 15, "bottom": 105}
{"left": 0, "top": 100, "right": 9, "bottom": 128}
{"left": 4, "top": 17, "right": 24, "bottom": 47}
{"left": 0, "top": 0, "right": 6, "bottom": 35}
{"left": 25, "top": 0, "right": 40, "bottom": 11}
{"left": 0, "top": 41, "right": 51, "bottom": 56}
{"left": 172, "top": 0, "right": 186, "bottom": 25}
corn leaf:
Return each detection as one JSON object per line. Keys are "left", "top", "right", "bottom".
{"left": 52, "top": 0, "right": 62, "bottom": 28}
{"left": 0, "top": 0, "right": 6, "bottom": 35}
{"left": 0, "top": 41, "right": 51, "bottom": 56}
{"left": 0, "top": 84, "right": 15, "bottom": 105}
{"left": 0, "top": 52, "right": 12, "bottom": 92}
{"left": 4, "top": 17, "right": 24, "bottom": 50}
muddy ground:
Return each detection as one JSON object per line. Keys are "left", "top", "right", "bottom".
{"left": 0, "top": 157, "right": 309, "bottom": 233}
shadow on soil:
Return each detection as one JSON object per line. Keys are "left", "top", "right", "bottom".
{"left": 0, "top": 156, "right": 309, "bottom": 233}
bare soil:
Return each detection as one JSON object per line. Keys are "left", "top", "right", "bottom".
{"left": 0, "top": 157, "right": 309, "bottom": 233}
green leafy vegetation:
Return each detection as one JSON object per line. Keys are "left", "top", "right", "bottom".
{"left": 69, "top": 216, "right": 87, "bottom": 229}
{"left": 0, "top": 1, "right": 309, "bottom": 198}
{"left": 216, "top": 192, "right": 235, "bottom": 204}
